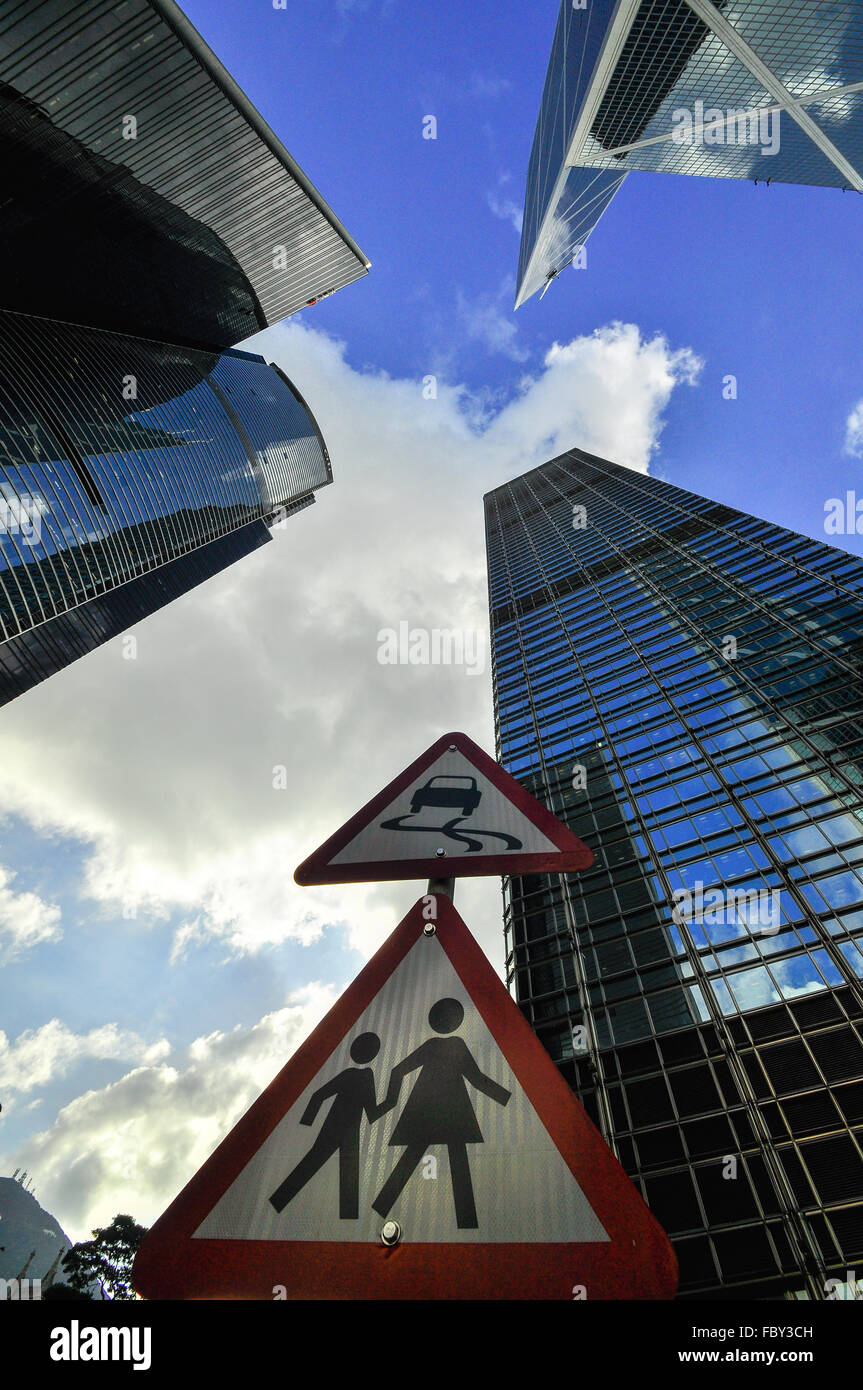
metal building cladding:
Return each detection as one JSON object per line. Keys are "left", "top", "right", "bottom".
{"left": 517, "top": 0, "right": 863, "bottom": 307}
{"left": 0, "top": 0, "right": 369, "bottom": 705}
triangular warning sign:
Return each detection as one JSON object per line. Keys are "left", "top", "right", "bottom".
{"left": 294, "top": 731, "right": 594, "bottom": 885}
{"left": 133, "top": 897, "right": 677, "bottom": 1300}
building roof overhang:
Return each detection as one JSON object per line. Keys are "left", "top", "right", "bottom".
{"left": 0, "top": 0, "right": 370, "bottom": 350}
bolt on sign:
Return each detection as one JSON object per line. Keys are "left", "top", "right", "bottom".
{"left": 133, "top": 896, "right": 677, "bottom": 1300}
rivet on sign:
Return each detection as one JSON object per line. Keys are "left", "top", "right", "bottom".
{"left": 449, "top": 744, "right": 456, "bottom": 750}
{"left": 436, "top": 848, "right": 446, "bottom": 858}
{"left": 423, "top": 922, "right": 436, "bottom": 937}
{"left": 381, "top": 1221, "right": 401, "bottom": 1247}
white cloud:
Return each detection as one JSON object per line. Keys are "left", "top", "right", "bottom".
{"left": 0, "top": 865, "right": 61, "bottom": 959}
{"left": 486, "top": 325, "right": 702, "bottom": 474}
{"left": 844, "top": 399, "right": 863, "bottom": 457}
{"left": 456, "top": 284, "right": 529, "bottom": 362}
{"left": 10, "top": 986, "right": 336, "bottom": 1239}
{"left": 334, "top": 0, "right": 395, "bottom": 17}
{"left": 468, "top": 73, "right": 514, "bottom": 101}
{"left": 0, "top": 320, "right": 701, "bottom": 971}
{"left": 487, "top": 173, "right": 524, "bottom": 234}
{"left": 0, "top": 1019, "right": 168, "bottom": 1098}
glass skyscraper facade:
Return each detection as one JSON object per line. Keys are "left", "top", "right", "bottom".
{"left": 0, "top": 310, "right": 330, "bottom": 706}
{"left": 517, "top": 0, "right": 863, "bottom": 306}
{"left": 485, "top": 450, "right": 863, "bottom": 1298}
{"left": 0, "top": 0, "right": 369, "bottom": 704}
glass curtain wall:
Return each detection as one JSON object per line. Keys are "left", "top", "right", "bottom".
{"left": 485, "top": 449, "right": 863, "bottom": 1297}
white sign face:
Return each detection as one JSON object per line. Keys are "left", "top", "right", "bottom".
{"left": 330, "top": 748, "right": 559, "bottom": 867}
{"left": 195, "top": 933, "right": 609, "bottom": 1246}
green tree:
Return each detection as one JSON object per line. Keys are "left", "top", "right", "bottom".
{"left": 62, "top": 1213, "right": 148, "bottom": 1300}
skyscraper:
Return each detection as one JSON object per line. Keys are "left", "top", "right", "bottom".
{"left": 0, "top": 311, "right": 331, "bottom": 705}
{"left": 485, "top": 450, "right": 863, "bottom": 1298}
{"left": 516, "top": 0, "right": 863, "bottom": 307}
{"left": 0, "top": 0, "right": 369, "bottom": 704}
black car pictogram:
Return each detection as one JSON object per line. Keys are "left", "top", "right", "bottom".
{"left": 409, "top": 775, "right": 481, "bottom": 818}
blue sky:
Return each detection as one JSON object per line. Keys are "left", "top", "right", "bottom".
{"left": 184, "top": 0, "right": 863, "bottom": 544}
{"left": 1, "top": 0, "right": 861, "bottom": 1243}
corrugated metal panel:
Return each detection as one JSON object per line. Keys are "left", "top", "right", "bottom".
{"left": 0, "top": 0, "right": 369, "bottom": 344}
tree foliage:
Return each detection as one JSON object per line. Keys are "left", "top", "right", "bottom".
{"left": 61, "top": 1213, "right": 148, "bottom": 1300}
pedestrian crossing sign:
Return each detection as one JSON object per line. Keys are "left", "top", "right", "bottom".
{"left": 133, "top": 895, "right": 677, "bottom": 1300}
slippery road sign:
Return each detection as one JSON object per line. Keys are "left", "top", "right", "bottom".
{"left": 294, "top": 731, "right": 594, "bottom": 885}
{"left": 133, "top": 896, "right": 677, "bottom": 1300}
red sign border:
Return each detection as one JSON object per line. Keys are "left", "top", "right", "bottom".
{"left": 133, "top": 896, "right": 677, "bottom": 1301}
{"left": 293, "top": 730, "right": 593, "bottom": 885}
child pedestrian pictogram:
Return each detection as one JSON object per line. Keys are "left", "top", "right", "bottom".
{"left": 269, "top": 1031, "right": 383, "bottom": 1220}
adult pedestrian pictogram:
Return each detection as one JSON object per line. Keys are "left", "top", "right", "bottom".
{"left": 372, "top": 998, "right": 511, "bottom": 1229}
